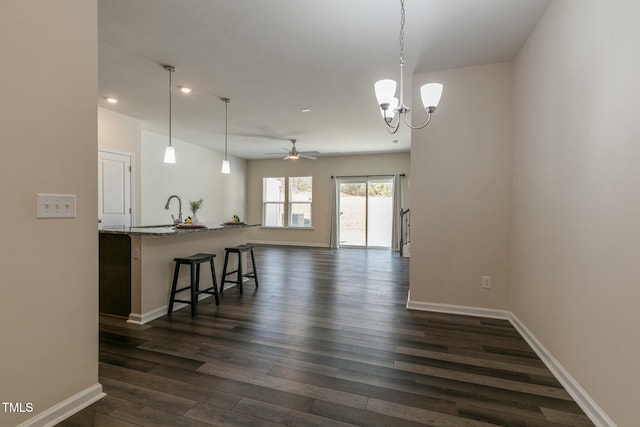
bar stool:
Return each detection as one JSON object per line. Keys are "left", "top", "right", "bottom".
{"left": 220, "top": 245, "right": 259, "bottom": 294}
{"left": 168, "top": 253, "right": 219, "bottom": 317}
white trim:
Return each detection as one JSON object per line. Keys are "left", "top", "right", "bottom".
{"left": 405, "top": 295, "right": 616, "bottom": 427}
{"left": 509, "top": 314, "right": 616, "bottom": 427}
{"left": 405, "top": 293, "right": 509, "bottom": 320}
{"left": 247, "top": 240, "right": 329, "bottom": 248}
{"left": 17, "top": 383, "right": 105, "bottom": 427}
{"left": 126, "top": 293, "right": 221, "bottom": 325}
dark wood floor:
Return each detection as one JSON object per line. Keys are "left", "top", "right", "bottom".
{"left": 59, "top": 246, "right": 593, "bottom": 427}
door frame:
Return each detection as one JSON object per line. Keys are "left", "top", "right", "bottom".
{"left": 338, "top": 176, "right": 394, "bottom": 248}
{"left": 98, "top": 148, "right": 135, "bottom": 227}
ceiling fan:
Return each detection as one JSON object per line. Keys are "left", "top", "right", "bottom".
{"left": 266, "top": 139, "right": 319, "bottom": 160}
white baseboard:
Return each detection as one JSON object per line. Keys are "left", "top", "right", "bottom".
{"left": 127, "top": 292, "right": 223, "bottom": 325}
{"left": 508, "top": 314, "right": 616, "bottom": 427}
{"left": 17, "top": 383, "right": 105, "bottom": 427}
{"left": 127, "top": 307, "right": 164, "bottom": 325}
{"left": 247, "top": 240, "right": 329, "bottom": 248}
{"left": 406, "top": 293, "right": 509, "bottom": 320}
{"left": 406, "top": 295, "right": 615, "bottom": 427}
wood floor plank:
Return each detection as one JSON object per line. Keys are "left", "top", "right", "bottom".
{"left": 232, "top": 398, "right": 359, "bottom": 427}
{"left": 184, "top": 402, "right": 284, "bottom": 427}
{"left": 365, "top": 398, "right": 500, "bottom": 427}
{"left": 60, "top": 246, "right": 594, "bottom": 426}
{"left": 541, "top": 407, "right": 594, "bottom": 426}
{"left": 99, "top": 376, "right": 197, "bottom": 416}
{"left": 149, "top": 363, "right": 316, "bottom": 413}
{"left": 196, "top": 362, "right": 370, "bottom": 410}
{"left": 395, "top": 345, "right": 554, "bottom": 377}
{"left": 99, "top": 362, "right": 242, "bottom": 409}
{"left": 310, "top": 399, "right": 436, "bottom": 427}
{"left": 401, "top": 360, "right": 573, "bottom": 401}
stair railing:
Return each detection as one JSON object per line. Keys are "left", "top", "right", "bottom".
{"left": 400, "top": 208, "right": 410, "bottom": 256}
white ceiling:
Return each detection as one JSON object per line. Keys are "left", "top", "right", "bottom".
{"left": 98, "top": 0, "right": 550, "bottom": 160}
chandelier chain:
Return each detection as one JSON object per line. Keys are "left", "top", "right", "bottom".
{"left": 374, "top": 0, "right": 442, "bottom": 133}
{"left": 399, "top": 0, "right": 405, "bottom": 67}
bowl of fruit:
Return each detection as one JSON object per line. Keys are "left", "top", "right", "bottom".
{"left": 223, "top": 215, "right": 245, "bottom": 226}
{"left": 175, "top": 217, "right": 206, "bottom": 229}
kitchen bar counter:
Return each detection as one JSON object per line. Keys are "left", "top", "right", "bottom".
{"left": 99, "top": 222, "right": 259, "bottom": 236}
{"left": 99, "top": 223, "right": 259, "bottom": 324}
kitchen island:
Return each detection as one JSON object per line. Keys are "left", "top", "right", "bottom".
{"left": 99, "top": 222, "right": 258, "bottom": 324}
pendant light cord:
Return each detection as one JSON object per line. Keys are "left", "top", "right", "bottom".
{"left": 224, "top": 100, "right": 228, "bottom": 160}
{"left": 164, "top": 65, "right": 175, "bottom": 147}
{"left": 221, "top": 97, "right": 230, "bottom": 160}
{"left": 169, "top": 69, "right": 172, "bottom": 147}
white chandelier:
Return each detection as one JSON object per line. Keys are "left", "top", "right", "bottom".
{"left": 374, "top": 0, "right": 443, "bottom": 134}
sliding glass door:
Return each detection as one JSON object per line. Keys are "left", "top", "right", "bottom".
{"left": 338, "top": 177, "right": 393, "bottom": 248}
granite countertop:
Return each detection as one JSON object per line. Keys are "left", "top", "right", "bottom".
{"left": 98, "top": 222, "right": 259, "bottom": 236}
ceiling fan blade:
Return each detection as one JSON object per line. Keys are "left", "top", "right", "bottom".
{"left": 300, "top": 154, "right": 317, "bottom": 160}
{"left": 283, "top": 154, "right": 290, "bottom": 160}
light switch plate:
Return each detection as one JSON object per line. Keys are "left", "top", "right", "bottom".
{"left": 37, "top": 193, "right": 77, "bottom": 218}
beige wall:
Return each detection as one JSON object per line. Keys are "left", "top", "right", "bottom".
{"left": 0, "top": 1, "right": 100, "bottom": 426}
{"left": 141, "top": 130, "right": 247, "bottom": 225}
{"left": 409, "top": 62, "right": 513, "bottom": 310}
{"left": 98, "top": 107, "right": 142, "bottom": 224}
{"left": 512, "top": 1, "right": 640, "bottom": 425}
{"left": 246, "top": 153, "right": 410, "bottom": 246}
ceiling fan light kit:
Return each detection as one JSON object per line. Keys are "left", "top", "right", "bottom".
{"left": 284, "top": 140, "right": 317, "bottom": 160}
{"left": 374, "top": 0, "right": 443, "bottom": 134}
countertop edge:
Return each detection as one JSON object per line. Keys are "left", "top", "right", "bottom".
{"left": 98, "top": 223, "right": 261, "bottom": 236}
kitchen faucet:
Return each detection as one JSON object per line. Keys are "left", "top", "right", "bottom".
{"left": 164, "top": 195, "right": 182, "bottom": 224}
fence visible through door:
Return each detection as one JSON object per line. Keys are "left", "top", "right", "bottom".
{"left": 338, "top": 177, "right": 393, "bottom": 247}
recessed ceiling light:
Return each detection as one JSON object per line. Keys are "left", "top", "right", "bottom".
{"left": 300, "top": 108, "right": 311, "bottom": 113}
{"left": 105, "top": 97, "right": 118, "bottom": 104}
{"left": 179, "top": 86, "right": 192, "bottom": 94}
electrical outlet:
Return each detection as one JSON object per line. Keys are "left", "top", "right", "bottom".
{"left": 37, "top": 193, "right": 76, "bottom": 218}
{"left": 482, "top": 276, "right": 492, "bottom": 289}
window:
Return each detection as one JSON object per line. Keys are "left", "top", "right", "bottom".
{"left": 263, "top": 177, "right": 285, "bottom": 227}
{"left": 262, "top": 176, "right": 312, "bottom": 228}
{"left": 289, "top": 176, "right": 312, "bottom": 227}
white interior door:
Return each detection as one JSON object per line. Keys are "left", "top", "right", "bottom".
{"left": 98, "top": 150, "right": 132, "bottom": 228}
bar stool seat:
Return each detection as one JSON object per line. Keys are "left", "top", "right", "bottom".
{"left": 220, "top": 245, "right": 259, "bottom": 294}
{"left": 168, "top": 253, "right": 219, "bottom": 317}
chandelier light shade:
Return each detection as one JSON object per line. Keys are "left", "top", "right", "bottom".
{"left": 420, "top": 83, "right": 444, "bottom": 112}
{"left": 221, "top": 97, "right": 231, "bottom": 174}
{"left": 374, "top": 0, "right": 443, "bottom": 134}
{"left": 163, "top": 65, "right": 176, "bottom": 163}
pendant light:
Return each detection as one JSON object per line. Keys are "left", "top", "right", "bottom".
{"left": 221, "top": 97, "right": 231, "bottom": 174}
{"left": 163, "top": 65, "right": 176, "bottom": 163}
{"left": 374, "top": 0, "right": 443, "bottom": 134}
